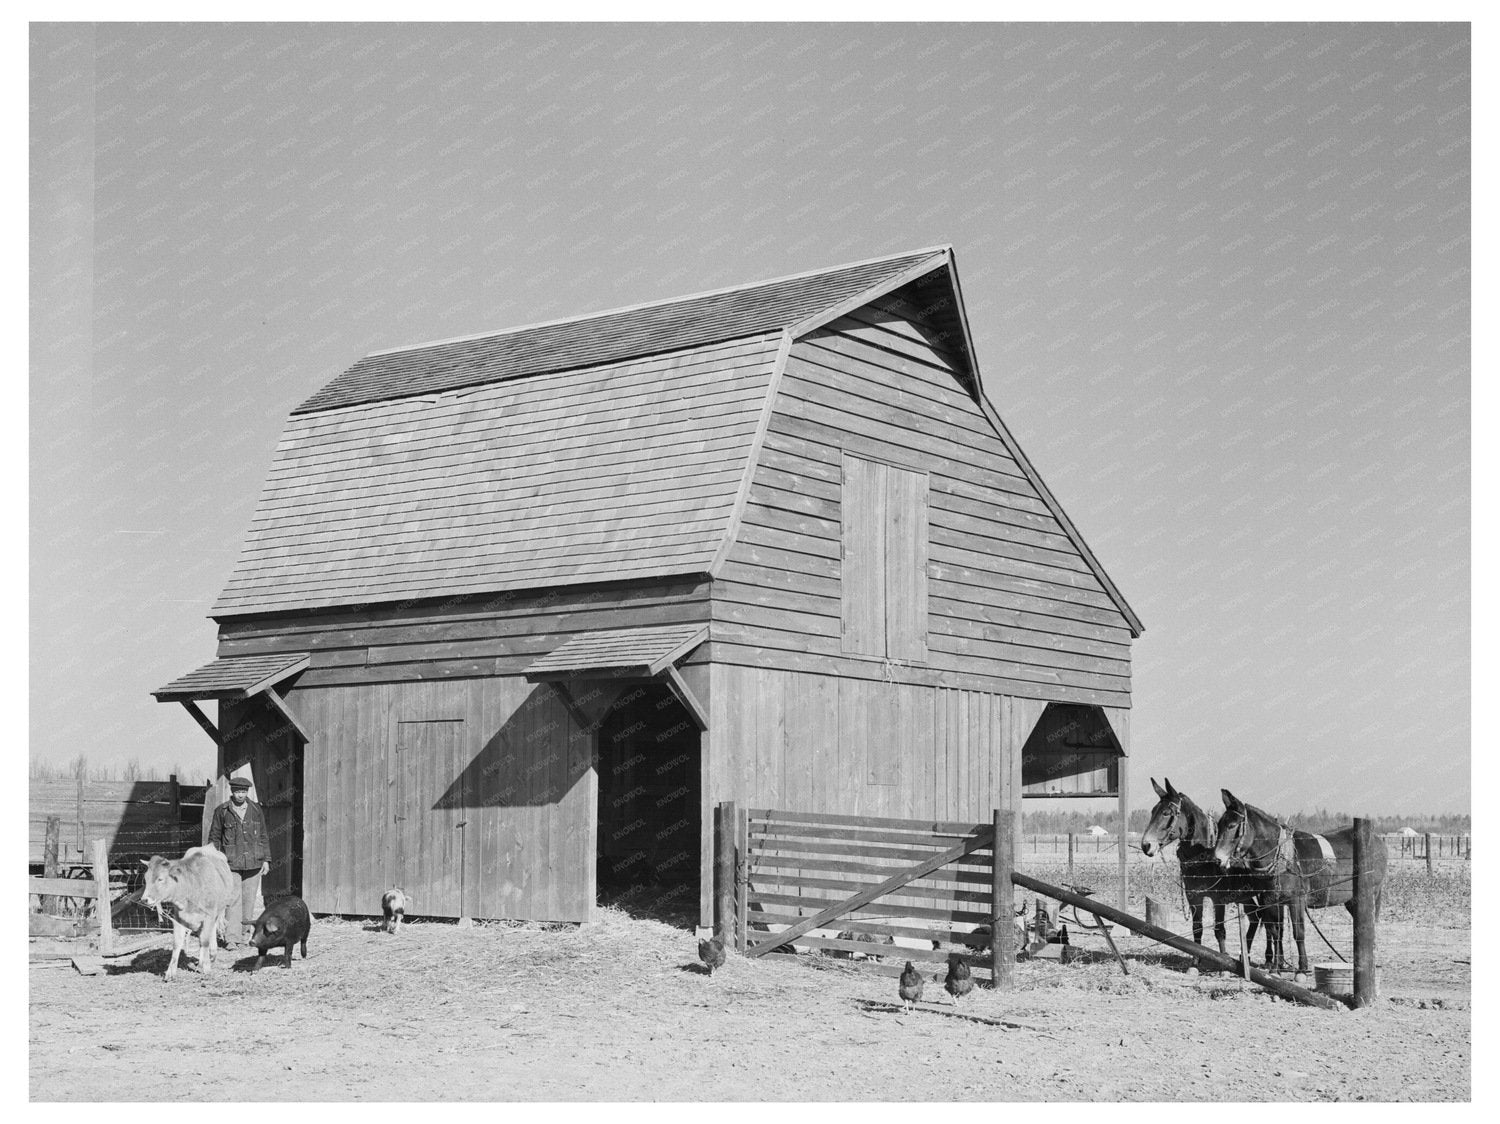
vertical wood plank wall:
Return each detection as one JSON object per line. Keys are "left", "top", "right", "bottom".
{"left": 273, "top": 675, "right": 596, "bottom": 923}
{"left": 710, "top": 663, "right": 1047, "bottom": 829}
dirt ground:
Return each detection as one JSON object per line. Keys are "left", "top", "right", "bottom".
{"left": 29, "top": 901, "right": 1469, "bottom": 1102}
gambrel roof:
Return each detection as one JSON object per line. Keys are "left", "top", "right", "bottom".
{"left": 212, "top": 247, "right": 1142, "bottom": 635}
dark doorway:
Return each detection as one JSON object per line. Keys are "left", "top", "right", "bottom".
{"left": 258, "top": 723, "right": 306, "bottom": 899}
{"left": 596, "top": 682, "right": 701, "bottom": 917}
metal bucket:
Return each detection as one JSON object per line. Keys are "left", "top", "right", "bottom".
{"left": 1313, "top": 962, "right": 1380, "bottom": 997}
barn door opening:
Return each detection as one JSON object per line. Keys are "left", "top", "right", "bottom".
{"left": 595, "top": 682, "right": 701, "bottom": 918}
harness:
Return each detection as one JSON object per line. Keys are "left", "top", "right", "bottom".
{"left": 1225, "top": 810, "right": 1335, "bottom": 878}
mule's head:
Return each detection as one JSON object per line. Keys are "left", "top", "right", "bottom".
{"left": 1140, "top": 776, "right": 1182, "bottom": 857}
{"left": 1212, "top": 789, "right": 1254, "bottom": 868}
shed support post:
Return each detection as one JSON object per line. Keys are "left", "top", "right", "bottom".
{"left": 1352, "top": 817, "right": 1378, "bottom": 1008}
{"left": 991, "top": 808, "right": 1015, "bottom": 990}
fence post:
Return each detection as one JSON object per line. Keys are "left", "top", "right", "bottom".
{"left": 1352, "top": 818, "right": 1377, "bottom": 1007}
{"left": 91, "top": 838, "right": 114, "bottom": 956}
{"left": 714, "top": 801, "right": 736, "bottom": 946}
{"left": 169, "top": 774, "right": 181, "bottom": 855}
{"left": 991, "top": 808, "right": 1015, "bottom": 991}
{"left": 76, "top": 769, "right": 85, "bottom": 862}
{"left": 42, "top": 816, "right": 61, "bottom": 914}
{"left": 734, "top": 805, "right": 748, "bottom": 953}
{"left": 1425, "top": 832, "right": 1434, "bottom": 875}
{"left": 1066, "top": 832, "right": 1075, "bottom": 883}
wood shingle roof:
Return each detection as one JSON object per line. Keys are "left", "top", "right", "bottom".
{"left": 153, "top": 653, "right": 310, "bottom": 700}
{"left": 294, "top": 249, "right": 947, "bottom": 414}
{"left": 213, "top": 250, "right": 951, "bottom": 618}
{"left": 210, "top": 246, "right": 1141, "bottom": 632}
{"left": 212, "top": 334, "right": 784, "bottom": 616}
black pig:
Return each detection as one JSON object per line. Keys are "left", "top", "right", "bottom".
{"left": 250, "top": 896, "right": 311, "bottom": 971}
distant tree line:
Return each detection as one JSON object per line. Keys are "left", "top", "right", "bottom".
{"left": 29, "top": 755, "right": 190, "bottom": 784}
{"left": 1022, "top": 805, "right": 1470, "bottom": 835}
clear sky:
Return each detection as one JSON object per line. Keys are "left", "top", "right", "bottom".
{"left": 29, "top": 22, "right": 1469, "bottom": 814}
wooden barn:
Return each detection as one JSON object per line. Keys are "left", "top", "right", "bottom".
{"left": 153, "top": 246, "right": 1142, "bottom": 925}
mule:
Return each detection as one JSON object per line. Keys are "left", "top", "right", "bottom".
{"left": 1140, "top": 777, "right": 1282, "bottom": 968}
{"left": 1212, "top": 789, "right": 1388, "bottom": 981}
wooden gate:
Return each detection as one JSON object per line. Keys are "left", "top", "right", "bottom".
{"left": 716, "top": 804, "right": 1015, "bottom": 986}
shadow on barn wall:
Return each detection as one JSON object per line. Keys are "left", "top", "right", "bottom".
{"left": 432, "top": 682, "right": 593, "bottom": 810}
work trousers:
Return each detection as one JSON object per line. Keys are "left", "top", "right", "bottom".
{"left": 224, "top": 869, "right": 263, "bottom": 946}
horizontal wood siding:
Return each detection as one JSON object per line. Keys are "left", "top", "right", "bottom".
{"left": 215, "top": 580, "right": 711, "bottom": 687}
{"left": 288, "top": 675, "right": 595, "bottom": 923}
{"left": 714, "top": 298, "right": 1131, "bottom": 707}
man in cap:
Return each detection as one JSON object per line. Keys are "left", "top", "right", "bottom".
{"left": 207, "top": 776, "right": 272, "bottom": 948}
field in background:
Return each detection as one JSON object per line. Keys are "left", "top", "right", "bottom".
{"left": 1020, "top": 846, "right": 1470, "bottom": 932}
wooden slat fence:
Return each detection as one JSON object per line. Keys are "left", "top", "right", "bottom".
{"left": 736, "top": 807, "right": 1008, "bottom": 981}
{"left": 28, "top": 776, "right": 208, "bottom": 867}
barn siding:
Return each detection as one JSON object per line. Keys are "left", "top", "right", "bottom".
{"left": 270, "top": 675, "right": 596, "bottom": 923}
{"left": 713, "top": 297, "right": 1133, "bottom": 708}
{"left": 709, "top": 664, "right": 1019, "bottom": 825}
{"left": 215, "top": 579, "right": 711, "bottom": 684}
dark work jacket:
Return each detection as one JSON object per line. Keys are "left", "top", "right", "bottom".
{"left": 208, "top": 800, "right": 271, "bottom": 871}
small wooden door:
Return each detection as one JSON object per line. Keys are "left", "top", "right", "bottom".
{"left": 390, "top": 719, "right": 463, "bottom": 900}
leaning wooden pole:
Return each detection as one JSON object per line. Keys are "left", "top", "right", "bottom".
{"left": 1011, "top": 871, "right": 1341, "bottom": 1010}
{"left": 714, "top": 801, "right": 736, "bottom": 946}
{"left": 1352, "top": 817, "right": 1378, "bottom": 1008}
{"left": 991, "top": 810, "right": 1015, "bottom": 991}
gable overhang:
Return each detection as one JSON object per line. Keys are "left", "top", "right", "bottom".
{"left": 787, "top": 250, "right": 951, "bottom": 339}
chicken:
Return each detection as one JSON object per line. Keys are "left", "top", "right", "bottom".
{"left": 943, "top": 955, "right": 974, "bottom": 1006}
{"left": 898, "top": 960, "right": 924, "bottom": 1011}
{"left": 698, "top": 935, "right": 726, "bottom": 975}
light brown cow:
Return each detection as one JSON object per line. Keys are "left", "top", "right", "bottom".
{"left": 140, "top": 846, "right": 238, "bottom": 980}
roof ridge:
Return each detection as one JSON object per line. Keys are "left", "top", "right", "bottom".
{"left": 363, "top": 245, "right": 952, "bottom": 359}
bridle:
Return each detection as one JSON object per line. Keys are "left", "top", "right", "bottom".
{"left": 1221, "top": 806, "right": 1294, "bottom": 875}
{"left": 1149, "top": 796, "right": 1213, "bottom": 851}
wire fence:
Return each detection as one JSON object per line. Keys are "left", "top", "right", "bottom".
{"left": 1017, "top": 832, "right": 1471, "bottom": 861}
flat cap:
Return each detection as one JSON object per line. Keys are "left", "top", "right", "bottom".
{"left": 228, "top": 777, "right": 253, "bottom": 791}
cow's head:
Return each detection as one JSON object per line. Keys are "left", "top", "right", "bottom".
{"left": 139, "top": 855, "right": 178, "bottom": 907}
